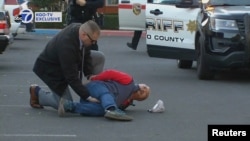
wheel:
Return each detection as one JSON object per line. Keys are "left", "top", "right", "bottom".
{"left": 196, "top": 36, "right": 214, "bottom": 80}
{"left": 177, "top": 60, "right": 193, "bottom": 69}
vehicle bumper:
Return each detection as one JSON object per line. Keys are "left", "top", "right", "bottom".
{"left": 17, "top": 24, "right": 27, "bottom": 34}
{"left": 0, "top": 35, "right": 10, "bottom": 53}
{"left": 205, "top": 51, "right": 250, "bottom": 68}
{"left": 10, "top": 23, "right": 21, "bottom": 34}
{"left": 205, "top": 33, "right": 250, "bottom": 68}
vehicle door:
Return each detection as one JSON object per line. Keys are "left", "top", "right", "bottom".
{"left": 146, "top": 0, "right": 200, "bottom": 59}
{"left": 5, "top": 0, "right": 22, "bottom": 36}
{"left": 118, "top": 0, "right": 147, "bottom": 30}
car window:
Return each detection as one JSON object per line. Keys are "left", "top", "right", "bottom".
{"left": 209, "top": 0, "right": 250, "bottom": 6}
{"left": 151, "top": 0, "right": 176, "bottom": 4}
{"left": 17, "top": 0, "right": 27, "bottom": 4}
{"left": 150, "top": 0, "right": 199, "bottom": 6}
{"left": 0, "top": 12, "right": 4, "bottom": 20}
{"left": 5, "top": 0, "right": 18, "bottom": 5}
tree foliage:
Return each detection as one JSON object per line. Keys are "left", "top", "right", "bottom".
{"left": 30, "top": 0, "right": 63, "bottom": 11}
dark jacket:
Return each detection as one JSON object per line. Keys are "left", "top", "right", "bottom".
{"left": 68, "top": 0, "right": 104, "bottom": 24}
{"left": 33, "top": 23, "right": 92, "bottom": 100}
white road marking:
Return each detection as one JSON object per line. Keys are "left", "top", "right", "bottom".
{"left": 0, "top": 105, "right": 28, "bottom": 107}
{"left": 0, "top": 134, "right": 77, "bottom": 137}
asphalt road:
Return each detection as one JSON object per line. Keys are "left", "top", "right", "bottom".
{"left": 0, "top": 33, "right": 250, "bottom": 141}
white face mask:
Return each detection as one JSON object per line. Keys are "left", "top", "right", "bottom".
{"left": 148, "top": 99, "right": 165, "bottom": 113}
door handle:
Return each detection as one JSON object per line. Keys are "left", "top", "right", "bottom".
{"left": 150, "top": 9, "right": 163, "bottom": 15}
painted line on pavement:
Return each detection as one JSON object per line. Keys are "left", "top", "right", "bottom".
{"left": 0, "top": 134, "right": 77, "bottom": 137}
{"left": 0, "top": 105, "right": 29, "bottom": 107}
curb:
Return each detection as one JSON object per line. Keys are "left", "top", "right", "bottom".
{"left": 31, "top": 29, "right": 146, "bottom": 37}
{"left": 30, "top": 29, "right": 60, "bottom": 35}
{"left": 101, "top": 30, "right": 146, "bottom": 37}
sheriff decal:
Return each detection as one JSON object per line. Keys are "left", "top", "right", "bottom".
{"left": 133, "top": 3, "right": 141, "bottom": 15}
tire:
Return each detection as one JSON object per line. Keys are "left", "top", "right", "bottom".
{"left": 197, "top": 36, "right": 214, "bottom": 80}
{"left": 177, "top": 60, "right": 193, "bottom": 69}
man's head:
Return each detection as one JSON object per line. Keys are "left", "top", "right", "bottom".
{"left": 79, "top": 20, "right": 100, "bottom": 47}
{"left": 130, "top": 84, "right": 150, "bottom": 101}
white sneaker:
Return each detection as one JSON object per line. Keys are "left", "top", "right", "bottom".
{"left": 104, "top": 109, "right": 133, "bottom": 121}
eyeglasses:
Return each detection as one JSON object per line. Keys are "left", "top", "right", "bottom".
{"left": 86, "top": 33, "right": 97, "bottom": 44}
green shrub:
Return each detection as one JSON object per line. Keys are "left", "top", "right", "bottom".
{"left": 102, "top": 14, "right": 118, "bottom": 30}
{"left": 35, "top": 22, "right": 65, "bottom": 29}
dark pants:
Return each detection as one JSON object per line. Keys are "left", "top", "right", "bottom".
{"left": 131, "top": 30, "right": 142, "bottom": 49}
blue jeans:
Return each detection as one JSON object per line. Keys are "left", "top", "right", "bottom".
{"left": 39, "top": 87, "right": 73, "bottom": 109}
{"left": 70, "top": 81, "right": 117, "bottom": 116}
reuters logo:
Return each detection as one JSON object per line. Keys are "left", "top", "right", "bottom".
{"left": 132, "top": 4, "right": 141, "bottom": 15}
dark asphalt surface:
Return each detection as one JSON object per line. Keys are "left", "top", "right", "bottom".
{"left": 0, "top": 32, "right": 250, "bottom": 141}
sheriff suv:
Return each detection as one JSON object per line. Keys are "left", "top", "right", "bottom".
{"left": 0, "top": 10, "right": 13, "bottom": 54}
{"left": 195, "top": 0, "right": 250, "bottom": 79}
{"left": 146, "top": 0, "right": 250, "bottom": 80}
{"left": 119, "top": 0, "right": 250, "bottom": 80}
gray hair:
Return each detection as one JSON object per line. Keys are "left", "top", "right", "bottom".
{"left": 80, "top": 20, "right": 101, "bottom": 36}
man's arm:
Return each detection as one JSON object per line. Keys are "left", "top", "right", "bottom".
{"left": 55, "top": 33, "right": 91, "bottom": 100}
{"left": 83, "top": 47, "right": 94, "bottom": 78}
{"left": 90, "top": 69, "right": 133, "bottom": 85}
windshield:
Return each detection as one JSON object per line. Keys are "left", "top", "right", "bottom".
{"left": 151, "top": 0, "right": 176, "bottom": 4}
{"left": 0, "top": 13, "right": 5, "bottom": 20}
{"left": 208, "top": 0, "right": 250, "bottom": 6}
{"left": 151, "top": 0, "right": 199, "bottom": 6}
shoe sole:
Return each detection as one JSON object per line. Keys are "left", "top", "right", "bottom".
{"left": 127, "top": 46, "right": 136, "bottom": 50}
{"left": 58, "top": 98, "right": 65, "bottom": 117}
{"left": 126, "top": 43, "right": 136, "bottom": 50}
{"left": 104, "top": 112, "right": 133, "bottom": 121}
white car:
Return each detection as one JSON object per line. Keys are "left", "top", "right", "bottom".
{"left": 118, "top": 0, "right": 198, "bottom": 74}
{"left": 119, "top": 0, "right": 199, "bottom": 62}
{"left": 120, "top": 0, "right": 250, "bottom": 80}
{"left": 0, "top": 10, "right": 14, "bottom": 54}
{"left": 4, "top": 0, "right": 33, "bottom": 37}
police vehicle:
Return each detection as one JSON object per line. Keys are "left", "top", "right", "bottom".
{"left": 146, "top": 0, "right": 199, "bottom": 71}
{"left": 195, "top": 0, "right": 250, "bottom": 79}
{"left": 5, "top": 0, "right": 34, "bottom": 37}
{"left": 118, "top": 0, "right": 146, "bottom": 31}
{"left": 119, "top": 0, "right": 250, "bottom": 80}
{"left": 0, "top": 0, "right": 13, "bottom": 54}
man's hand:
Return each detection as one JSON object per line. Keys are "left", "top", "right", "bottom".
{"left": 87, "top": 96, "right": 100, "bottom": 103}
{"left": 76, "top": 0, "right": 86, "bottom": 6}
{"left": 88, "top": 75, "right": 97, "bottom": 80}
